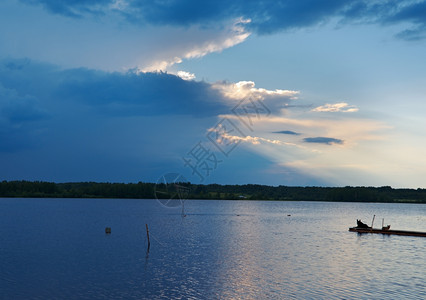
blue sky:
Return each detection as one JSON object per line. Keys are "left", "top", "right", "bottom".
{"left": 1, "top": 0, "right": 426, "bottom": 187}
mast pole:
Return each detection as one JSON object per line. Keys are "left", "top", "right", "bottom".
{"left": 146, "top": 224, "right": 150, "bottom": 251}
{"left": 371, "top": 215, "right": 376, "bottom": 228}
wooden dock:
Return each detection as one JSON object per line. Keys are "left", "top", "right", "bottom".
{"left": 349, "top": 227, "right": 426, "bottom": 237}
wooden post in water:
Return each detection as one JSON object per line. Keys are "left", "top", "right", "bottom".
{"left": 146, "top": 224, "right": 150, "bottom": 251}
{"left": 371, "top": 215, "right": 376, "bottom": 229}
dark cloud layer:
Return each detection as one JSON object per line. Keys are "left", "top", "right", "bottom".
{"left": 0, "top": 58, "right": 228, "bottom": 153}
{"left": 273, "top": 130, "right": 300, "bottom": 135}
{"left": 0, "top": 79, "right": 49, "bottom": 152}
{"left": 303, "top": 137, "right": 343, "bottom": 145}
{"left": 55, "top": 69, "right": 227, "bottom": 117}
{"left": 21, "top": 0, "right": 426, "bottom": 39}
{"left": 0, "top": 59, "right": 227, "bottom": 118}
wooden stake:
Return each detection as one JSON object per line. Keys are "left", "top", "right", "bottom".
{"left": 371, "top": 215, "right": 376, "bottom": 229}
{"left": 146, "top": 224, "right": 150, "bottom": 251}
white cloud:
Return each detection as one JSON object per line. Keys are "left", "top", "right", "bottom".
{"left": 141, "top": 57, "right": 183, "bottom": 73}
{"left": 176, "top": 71, "right": 196, "bottom": 81}
{"left": 183, "top": 18, "right": 251, "bottom": 59}
{"left": 312, "top": 102, "right": 359, "bottom": 113}
{"left": 208, "top": 126, "right": 298, "bottom": 147}
{"left": 213, "top": 80, "right": 299, "bottom": 101}
{"left": 140, "top": 18, "right": 251, "bottom": 72}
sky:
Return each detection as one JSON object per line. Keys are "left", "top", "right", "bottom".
{"left": 1, "top": 0, "right": 426, "bottom": 187}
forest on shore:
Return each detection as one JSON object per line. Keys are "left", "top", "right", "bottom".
{"left": 1, "top": 180, "right": 426, "bottom": 203}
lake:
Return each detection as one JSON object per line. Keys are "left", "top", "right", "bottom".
{"left": 1, "top": 198, "right": 425, "bottom": 299}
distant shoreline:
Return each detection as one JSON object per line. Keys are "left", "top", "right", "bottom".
{"left": 1, "top": 198, "right": 424, "bottom": 205}
{"left": 1, "top": 180, "right": 425, "bottom": 204}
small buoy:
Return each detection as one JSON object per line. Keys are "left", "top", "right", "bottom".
{"left": 105, "top": 227, "right": 111, "bottom": 234}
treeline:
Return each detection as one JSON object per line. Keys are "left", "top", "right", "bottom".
{"left": 190, "top": 184, "right": 426, "bottom": 203}
{"left": 0, "top": 181, "right": 154, "bottom": 199}
{"left": 1, "top": 181, "right": 426, "bottom": 203}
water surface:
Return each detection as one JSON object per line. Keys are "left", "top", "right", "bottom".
{"left": 1, "top": 198, "right": 425, "bottom": 299}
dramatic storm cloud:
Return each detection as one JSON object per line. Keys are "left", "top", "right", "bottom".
{"left": 0, "top": 59, "right": 229, "bottom": 117}
{"left": 1, "top": 0, "right": 426, "bottom": 187}
{"left": 21, "top": 0, "right": 426, "bottom": 39}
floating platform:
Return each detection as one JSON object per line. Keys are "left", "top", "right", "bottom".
{"left": 349, "top": 227, "right": 426, "bottom": 237}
